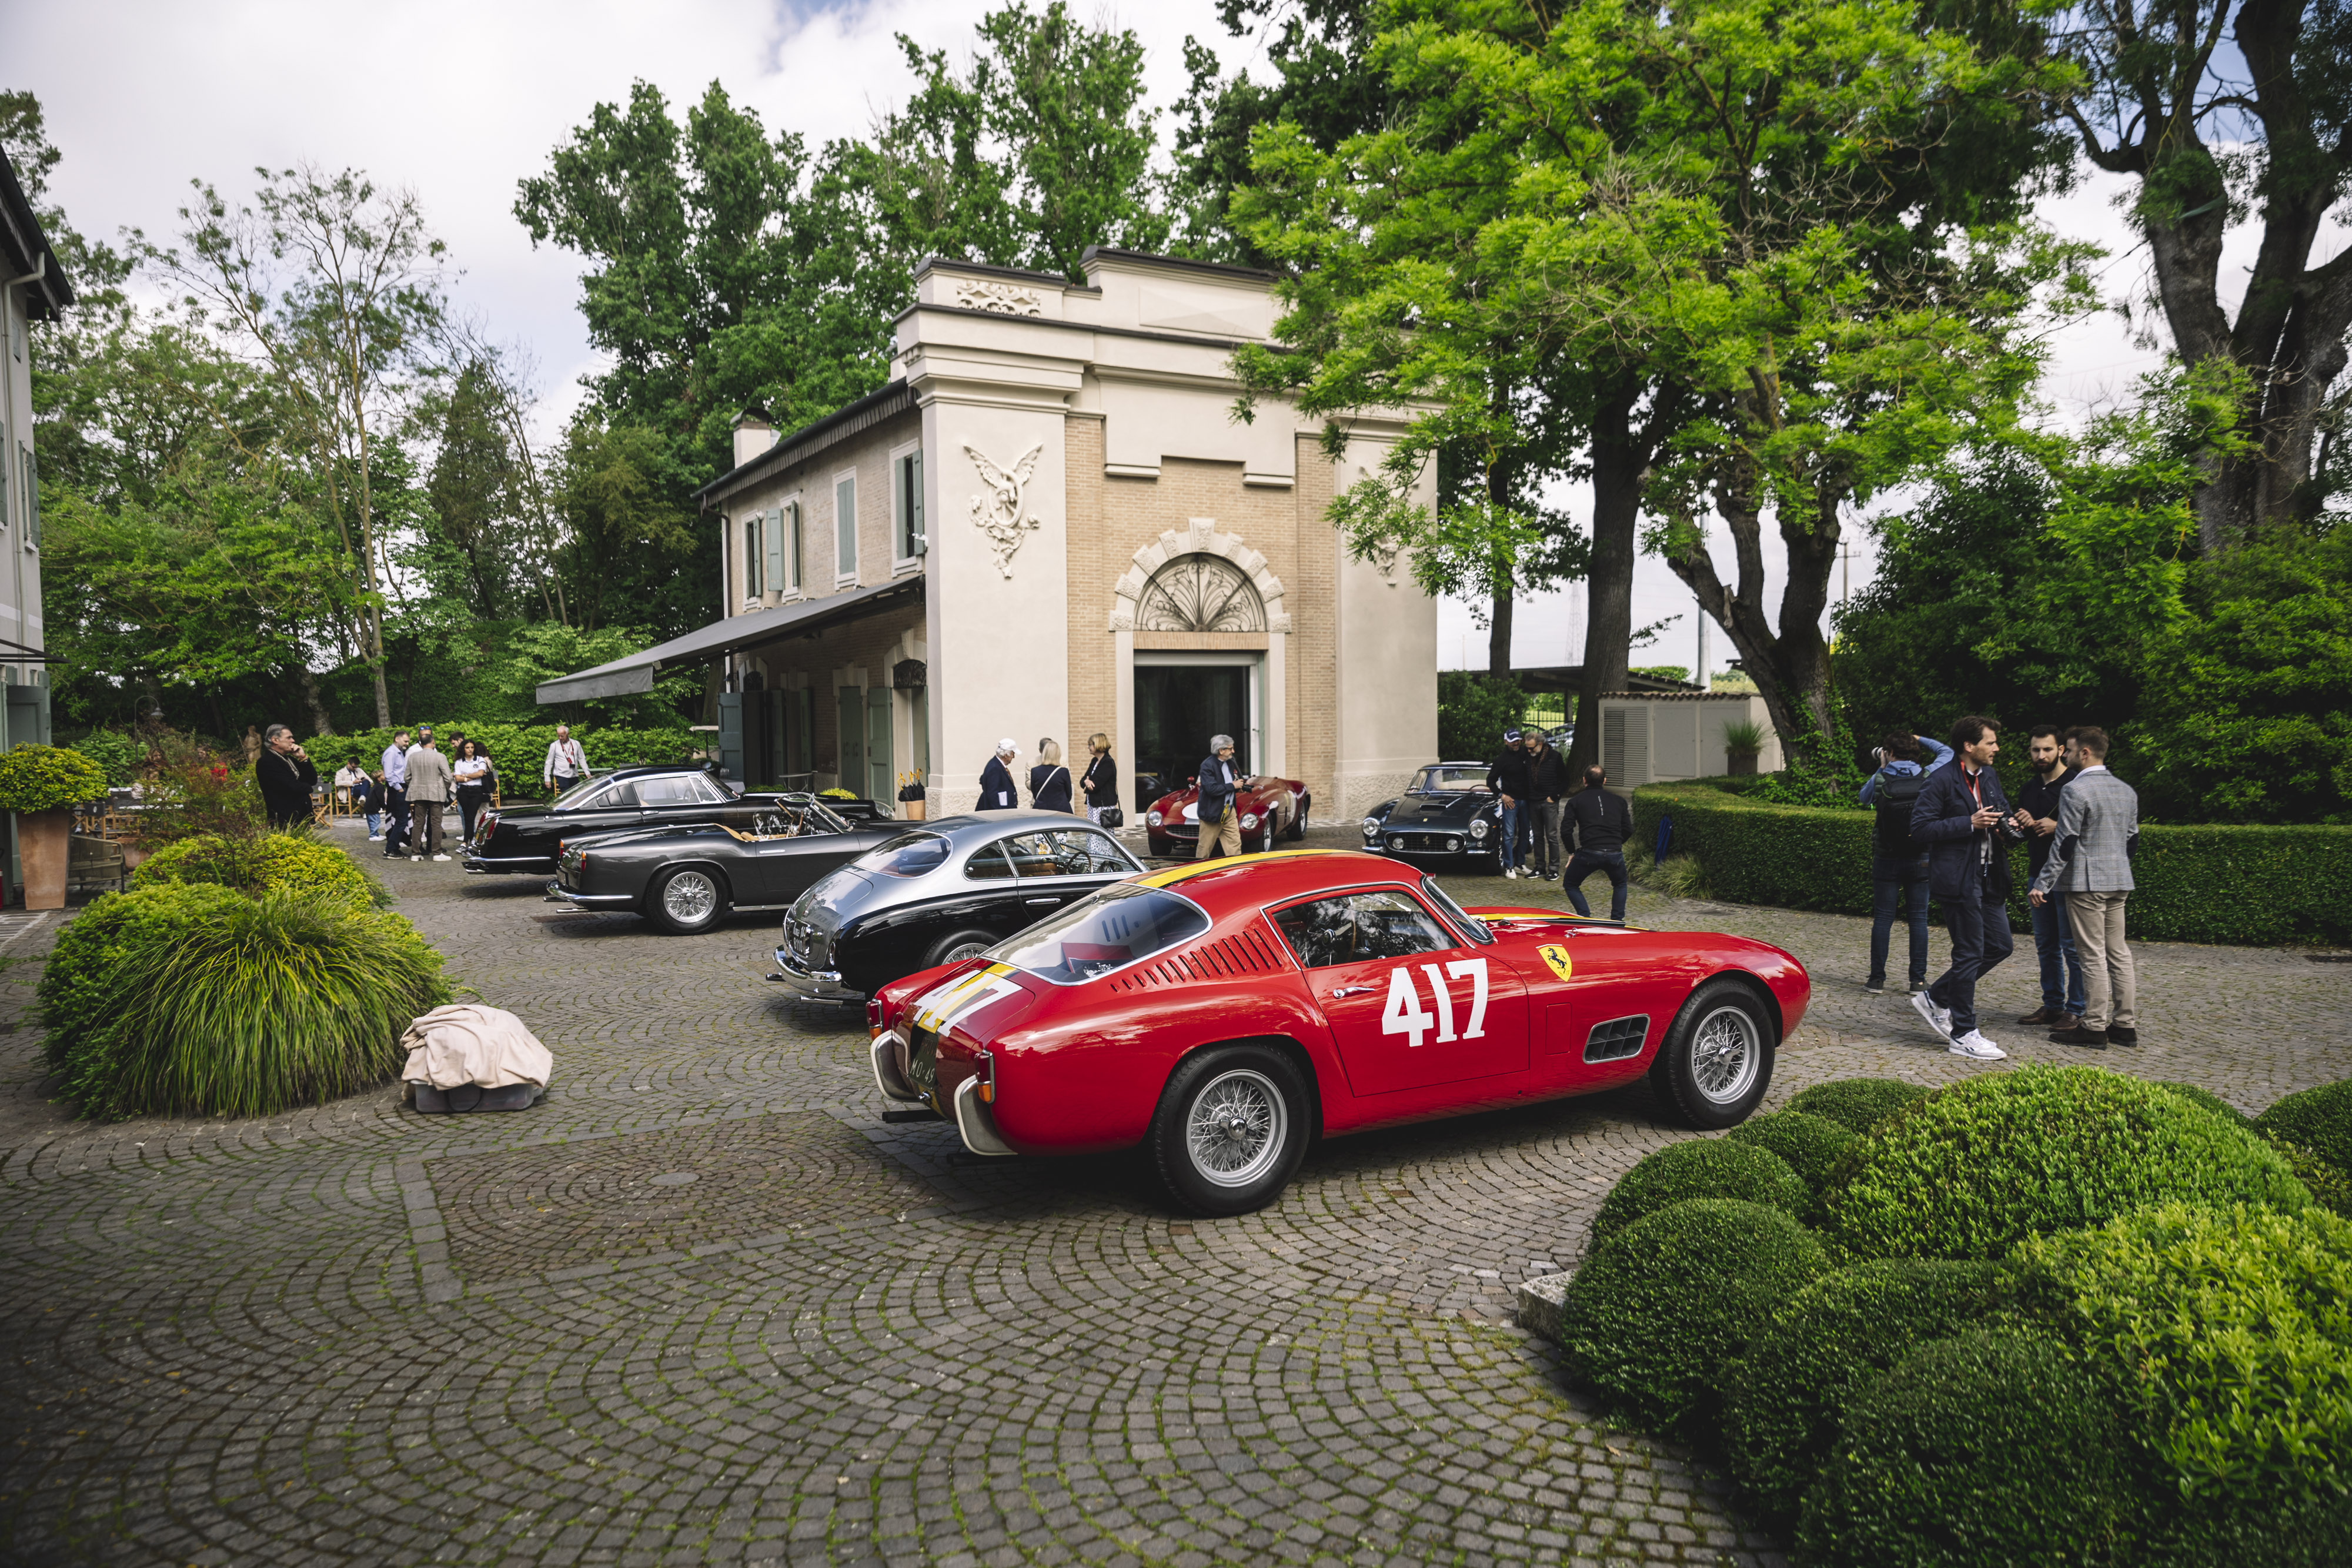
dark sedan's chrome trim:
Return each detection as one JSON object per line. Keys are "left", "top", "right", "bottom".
{"left": 770, "top": 948, "right": 864, "bottom": 1004}
{"left": 560, "top": 891, "right": 638, "bottom": 908}
{"left": 465, "top": 853, "right": 555, "bottom": 871}
{"left": 871, "top": 1031, "right": 921, "bottom": 1102}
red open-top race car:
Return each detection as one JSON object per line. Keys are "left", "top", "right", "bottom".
{"left": 868, "top": 849, "right": 1809, "bottom": 1214}
{"left": 1143, "top": 774, "right": 1310, "bottom": 857}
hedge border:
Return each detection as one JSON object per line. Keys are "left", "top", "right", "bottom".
{"left": 1633, "top": 780, "right": 2352, "bottom": 946}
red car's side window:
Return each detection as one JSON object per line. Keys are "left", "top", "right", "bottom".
{"left": 1272, "top": 891, "right": 1456, "bottom": 969}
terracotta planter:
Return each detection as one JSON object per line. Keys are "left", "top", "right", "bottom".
{"left": 1727, "top": 751, "right": 1760, "bottom": 777}
{"left": 901, "top": 798, "right": 926, "bottom": 821}
{"left": 16, "top": 808, "right": 70, "bottom": 910}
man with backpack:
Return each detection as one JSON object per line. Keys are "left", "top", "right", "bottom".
{"left": 1486, "top": 730, "right": 1534, "bottom": 879}
{"left": 1859, "top": 731, "right": 1950, "bottom": 995}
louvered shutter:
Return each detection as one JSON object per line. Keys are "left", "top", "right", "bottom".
{"left": 765, "top": 506, "right": 785, "bottom": 590}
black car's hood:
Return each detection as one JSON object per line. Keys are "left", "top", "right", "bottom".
{"left": 1385, "top": 793, "right": 1494, "bottom": 826}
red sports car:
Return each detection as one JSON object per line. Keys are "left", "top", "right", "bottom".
{"left": 867, "top": 850, "right": 1808, "bottom": 1215}
{"left": 1144, "top": 774, "right": 1311, "bottom": 857}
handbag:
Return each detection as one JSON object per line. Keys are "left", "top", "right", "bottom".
{"left": 1097, "top": 805, "right": 1125, "bottom": 829}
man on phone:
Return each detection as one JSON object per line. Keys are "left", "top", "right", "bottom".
{"left": 256, "top": 724, "right": 317, "bottom": 829}
{"left": 1910, "top": 716, "right": 2023, "bottom": 1060}
{"left": 2031, "top": 728, "right": 2139, "bottom": 1048}
{"left": 2014, "top": 723, "right": 2086, "bottom": 1030}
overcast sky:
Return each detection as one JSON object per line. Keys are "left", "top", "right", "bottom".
{"left": 16, "top": 0, "right": 2188, "bottom": 679}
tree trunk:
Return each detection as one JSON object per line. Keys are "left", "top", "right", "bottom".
{"left": 295, "top": 664, "right": 336, "bottom": 737}
{"left": 366, "top": 604, "right": 392, "bottom": 728}
{"left": 1571, "top": 381, "right": 1641, "bottom": 778}
{"left": 1486, "top": 562, "right": 1514, "bottom": 676}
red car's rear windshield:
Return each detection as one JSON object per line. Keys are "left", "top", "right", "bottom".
{"left": 990, "top": 884, "right": 1210, "bottom": 984}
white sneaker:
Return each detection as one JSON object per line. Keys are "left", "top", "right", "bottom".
{"left": 1910, "top": 989, "right": 1953, "bottom": 1040}
{"left": 1949, "top": 1031, "right": 2007, "bottom": 1061}
{"left": 432, "top": 854, "right": 450, "bottom": 862}
{"left": 367, "top": 834, "right": 383, "bottom": 841}
{"left": 410, "top": 855, "right": 422, "bottom": 862}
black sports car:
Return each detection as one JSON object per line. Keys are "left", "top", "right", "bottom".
{"left": 1359, "top": 763, "right": 1506, "bottom": 867}
{"left": 465, "top": 764, "right": 808, "bottom": 877}
{"left": 769, "top": 811, "right": 1145, "bottom": 1005}
{"left": 546, "top": 794, "right": 901, "bottom": 934}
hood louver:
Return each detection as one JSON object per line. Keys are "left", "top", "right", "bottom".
{"left": 1108, "top": 927, "right": 1285, "bottom": 992}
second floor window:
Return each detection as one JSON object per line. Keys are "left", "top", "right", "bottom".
{"left": 743, "top": 515, "right": 763, "bottom": 597}
{"left": 835, "top": 474, "right": 857, "bottom": 579}
{"left": 893, "top": 449, "right": 924, "bottom": 562}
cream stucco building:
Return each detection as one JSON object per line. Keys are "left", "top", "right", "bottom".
{"left": 541, "top": 248, "right": 1438, "bottom": 819}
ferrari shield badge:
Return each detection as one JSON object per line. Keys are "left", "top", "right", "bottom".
{"left": 1536, "top": 944, "right": 1575, "bottom": 982}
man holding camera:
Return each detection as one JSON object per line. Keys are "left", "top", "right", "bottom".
{"left": 1909, "top": 716, "right": 2025, "bottom": 1060}
{"left": 1486, "top": 730, "right": 1534, "bottom": 880}
{"left": 1857, "top": 730, "right": 1950, "bottom": 994}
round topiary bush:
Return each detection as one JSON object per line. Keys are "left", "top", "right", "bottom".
{"left": 2010, "top": 1202, "right": 2352, "bottom": 1554}
{"left": 41, "top": 887, "right": 448, "bottom": 1121}
{"left": 2256, "top": 1079, "right": 2352, "bottom": 1172}
{"left": 1727, "top": 1110, "right": 1856, "bottom": 1198}
{"left": 132, "top": 831, "right": 383, "bottom": 910}
{"left": 1589, "top": 1137, "right": 1810, "bottom": 1246}
{"left": 2266, "top": 1142, "right": 2352, "bottom": 1219}
{"left": 1786, "top": 1076, "right": 1930, "bottom": 1135}
{"left": 1823, "top": 1065, "right": 2311, "bottom": 1261}
{"left": 2153, "top": 1081, "right": 2251, "bottom": 1128}
{"left": 1558, "top": 1198, "right": 1833, "bottom": 1434}
{"left": 1797, "top": 1331, "right": 2134, "bottom": 1567}
{"left": 1720, "top": 1259, "right": 2004, "bottom": 1528}
{"left": 0, "top": 743, "right": 108, "bottom": 813}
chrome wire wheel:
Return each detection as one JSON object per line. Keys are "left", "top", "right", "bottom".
{"left": 1690, "top": 1004, "right": 1760, "bottom": 1105}
{"left": 661, "top": 870, "right": 720, "bottom": 926}
{"left": 1184, "top": 1068, "right": 1287, "bottom": 1188}
{"left": 944, "top": 938, "right": 991, "bottom": 964}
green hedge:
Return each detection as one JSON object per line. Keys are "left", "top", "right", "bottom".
{"left": 299, "top": 722, "right": 701, "bottom": 802}
{"left": 1633, "top": 780, "right": 2352, "bottom": 945}
{"left": 1589, "top": 1138, "right": 1810, "bottom": 1245}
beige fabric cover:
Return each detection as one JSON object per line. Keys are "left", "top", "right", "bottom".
{"left": 400, "top": 1004, "right": 553, "bottom": 1090}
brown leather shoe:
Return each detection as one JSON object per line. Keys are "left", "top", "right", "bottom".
{"left": 2017, "top": 1007, "right": 2062, "bottom": 1025}
{"left": 2049, "top": 1025, "right": 2109, "bottom": 1048}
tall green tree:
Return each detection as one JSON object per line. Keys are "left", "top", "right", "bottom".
{"left": 418, "top": 359, "right": 520, "bottom": 619}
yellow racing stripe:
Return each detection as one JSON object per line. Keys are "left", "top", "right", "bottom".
{"left": 1135, "top": 848, "right": 1344, "bottom": 889}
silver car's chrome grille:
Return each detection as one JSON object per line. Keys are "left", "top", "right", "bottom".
{"left": 785, "top": 917, "right": 825, "bottom": 966}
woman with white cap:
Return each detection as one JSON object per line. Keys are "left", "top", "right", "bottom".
{"left": 977, "top": 738, "right": 1020, "bottom": 811}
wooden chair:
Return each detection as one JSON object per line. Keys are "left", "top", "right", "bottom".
{"left": 68, "top": 833, "right": 127, "bottom": 897}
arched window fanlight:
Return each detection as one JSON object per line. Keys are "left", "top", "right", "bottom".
{"left": 1135, "top": 553, "right": 1267, "bottom": 633}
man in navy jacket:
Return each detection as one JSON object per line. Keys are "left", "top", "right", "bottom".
{"left": 1909, "top": 715, "right": 2025, "bottom": 1059}
{"left": 977, "top": 740, "right": 1020, "bottom": 810}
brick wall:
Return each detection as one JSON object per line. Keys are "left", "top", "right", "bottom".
{"left": 1291, "top": 433, "right": 1339, "bottom": 817}
{"left": 1064, "top": 415, "right": 1114, "bottom": 755}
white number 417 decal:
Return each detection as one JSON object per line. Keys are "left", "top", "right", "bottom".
{"left": 1382, "top": 959, "right": 1489, "bottom": 1049}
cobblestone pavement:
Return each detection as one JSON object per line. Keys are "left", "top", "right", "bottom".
{"left": 2, "top": 821, "right": 2344, "bottom": 1567}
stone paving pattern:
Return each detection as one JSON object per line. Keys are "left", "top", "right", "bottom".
{"left": 2, "top": 820, "right": 2345, "bottom": 1566}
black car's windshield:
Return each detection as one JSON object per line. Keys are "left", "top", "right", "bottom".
{"left": 990, "top": 883, "right": 1209, "bottom": 984}
{"left": 1411, "top": 765, "right": 1491, "bottom": 795}
{"left": 853, "top": 831, "right": 950, "bottom": 877}
{"left": 550, "top": 774, "right": 614, "bottom": 810}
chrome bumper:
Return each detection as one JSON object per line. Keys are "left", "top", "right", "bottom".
{"left": 952, "top": 1077, "right": 1017, "bottom": 1157}
{"left": 768, "top": 947, "right": 863, "bottom": 1004}
{"left": 544, "top": 885, "right": 635, "bottom": 908}
{"left": 870, "top": 1031, "right": 920, "bottom": 1102}
{"left": 465, "top": 853, "right": 553, "bottom": 875}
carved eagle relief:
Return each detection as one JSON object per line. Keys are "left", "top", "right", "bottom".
{"left": 964, "top": 442, "right": 1044, "bottom": 577}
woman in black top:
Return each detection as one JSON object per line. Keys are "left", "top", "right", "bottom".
{"left": 1079, "top": 732, "right": 1118, "bottom": 824}
{"left": 1030, "top": 738, "right": 1074, "bottom": 813}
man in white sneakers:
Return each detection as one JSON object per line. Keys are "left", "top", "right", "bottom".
{"left": 1909, "top": 715, "right": 2026, "bottom": 1060}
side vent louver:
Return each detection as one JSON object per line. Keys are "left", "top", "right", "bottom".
{"left": 1108, "top": 927, "right": 1283, "bottom": 991}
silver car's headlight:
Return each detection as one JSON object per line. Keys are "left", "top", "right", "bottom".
{"left": 1361, "top": 817, "right": 1381, "bottom": 837}
{"left": 1469, "top": 819, "right": 1490, "bottom": 838}
{"left": 1147, "top": 810, "right": 1163, "bottom": 827}
{"left": 1241, "top": 813, "right": 1260, "bottom": 829}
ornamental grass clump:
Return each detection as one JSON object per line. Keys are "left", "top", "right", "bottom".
{"left": 1785, "top": 1076, "right": 1929, "bottom": 1135}
{"left": 1558, "top": 1198, "right": 1832, "bottom": 1433}
{"left": 1796, "top": 1332, "right": 2136, "bottom": 1568}
{"left": 2255, "top": 1078, "right": 2352, "bottom": 1171}
{"left": 1823, "top": 1065, "right": 2311, "bottom": 1261}
{"left": 132, "top": 831, "right": 387, "bottom": 910}
{"left": 1726, "top": 1110, "right": 1855, "bottom": 1201}
{"left": 40, "top": 886, "right": 447, "bottom": 1121}
{"left": 1589, "top": 1138, "right": 1809, "bottom": 1246}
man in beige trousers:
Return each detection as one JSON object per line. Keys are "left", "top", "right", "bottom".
{"left": 2028, "top": 727, "right": 2138, "bottom": 1048}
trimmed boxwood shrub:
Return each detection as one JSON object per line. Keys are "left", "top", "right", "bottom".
{"left": 1797, "top": 1332, "right": 2135, "bottom": 1567}
{"left": 132, "top": 832, "right": 387, "bottom": 910}
{"left": 2010, "top": 1203, "right": 2352, "bottom": 1542}
{"left": 1632, "top": 780, "right": 2352, "bottom": 945}
{"left": 1728, "top": 1110, "right": 1856, "bottom": 1198}
{"left": 40, "top": 887, "right": 448, "bottom": 1120}
{"left": 2267, "top": 1142, "right": 2352, "bottom": 1219}
{"left": 1720, "top": 1259, "right": 2003, "bottom": 1528}
{"left": 1785, "top": 1077, "right": 1930, "bottom": 1135}
{"left": 300, "top": 721, "right": 701, "bottom": 803}
{"left": 0, "top": 743, "right": 108, "bottom": 812}
{"left": 1558, "top": 1198, "right": 1832, "bottom": 1433}
{"left": 2154, "top": 1081, "right": 2251, "bottom": 1128}
{"left": 1590, "top": 1138, "right": 1809, "bottom": 1245}
{"left": 1823, "top": 1065, "right": 2311, "bottom": 1260}
{"left": 2255, "top": 1079, "right": 2352, "bottom": 1172}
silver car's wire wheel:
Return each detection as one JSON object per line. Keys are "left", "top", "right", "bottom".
{"left": 662, "top": 870, "right": 720, "bottom": 925}
{"left": 1690, "top": 1004, "right": 1760, "bottom": 1105}
{"left": 1184, "top": 1068, "right": 1287, "bottom": 1188}
{"left": 944, "top": 938, "right": 991, "bottom": 964}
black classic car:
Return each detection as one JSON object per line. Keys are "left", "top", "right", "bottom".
{"left": 465, "top": 764, "right": 811, "bottom": 877}
{"left": 1359, "top": 763, "right": 1506, "bottom": 867}
{"left": 546, "top": 794, "right": 901, "bottom": 934}
{"left": 770, "top": 811, "right": 1145, "bottom": 1005}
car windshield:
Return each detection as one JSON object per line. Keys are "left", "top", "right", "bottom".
{"left": 1421, "top": 876, "right": 1496, "bottom": 946}
{"left": 771, "top": 793, "right": 851, "bottom": 835}
{"left": 853, "top": 831, "right": 951, "bottom": 877}
{"left": 550, "top": 774, "right": 619, "bottom": 810}
{"left": 989, "top": 883, "right": 1210, "bottom": 984}
{"left": 1411, "top": 765, "right": 1491, "bottom": 795}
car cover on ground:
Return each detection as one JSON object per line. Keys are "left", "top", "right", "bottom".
{"left": 400, "top": 1004, "right": 553, "bottom": 1113}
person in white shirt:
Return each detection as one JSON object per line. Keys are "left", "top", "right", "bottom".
{"left": 543, "top": 725, "right": 587, "bottom": 795}
{"left": 452, "top": 738, "right": 495, "bottom": 845}
{"left": 379, "top": 731, "right": 411, "bottom": 854}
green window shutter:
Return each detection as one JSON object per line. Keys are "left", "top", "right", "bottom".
{"left": 25, "top": 447, "right": 37, "bottom": 548}
{"left": 911, "top": 449, "right": 923, "bottom": 555}
{"left": 765, "top": 505, "right": 786, "bottom": 590}
{"left": 836, "top": 476, "right": 856, "bottom": 577}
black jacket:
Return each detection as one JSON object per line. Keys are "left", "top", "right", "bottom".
{"left": 977, "top": 756, "right": 1018, "bottom": 811}
{"left": 1910, "top": 758, "right": 2019, "bottom": 900}
{"left": 1030, "top": 763, "right": 1073, "bottom": 812}
{"left": 257, "top": 749, "right": 317, "bottom": 825}
{"left": 1526, "top": 745, "right": 1570, "bottom": 802}
{"left": 1565, "top": 786, "right": 1632, "bottom": 852}
{"left": 1197, "top": 755, "right": 1239, "bottom": 821}
{"left": 1486, "top": 747, "right": 1534, "bottom": 801}
{"left": 1080, "top": 753, "right": 1118, "bottom": 808}
{"left": 2015, "top": 765, "right": 2080, "bottom": 878}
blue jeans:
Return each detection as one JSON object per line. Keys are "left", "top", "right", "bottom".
{"left": 2031, "top": 890, "right": 2087, "bottom": 1014}
{"left": 1496, "top": 802, "right": 1522, "bottom": 870}
{"left": 1870, "top": 865, "right": 1931, "bottom": 986}
{"left": 1929, "top": 876, "right": 2014, "bottom": 1038}
{"left": 1566, "top": 850, "right": 1629, "bottom": 921}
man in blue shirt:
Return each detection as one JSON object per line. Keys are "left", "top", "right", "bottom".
{"left": 1857, "top": 731, "right": 1951, "bottom": 995}
{"left": 379, "top": 730, "right": 411, "bottom": 858}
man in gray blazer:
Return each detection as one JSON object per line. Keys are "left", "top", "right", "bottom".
{"left": 2029, "top": 727, "right": 2138, "bottom": 1048}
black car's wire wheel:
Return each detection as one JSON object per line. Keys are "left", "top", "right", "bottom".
{"left": 923, "top": 930, "right": 997, "bottom": 969}
{"left": 647, "top": 867, "right": 728, "bottom": 935}
{"left": 1649, "top": 978, "right": 1775, "bottom": 1129}
{"left": 1147, "top": 1044, "right": 1311, "bottom": 1216}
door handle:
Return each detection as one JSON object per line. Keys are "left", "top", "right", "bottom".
{"left": 1025, "top": 897, "right": 1058, "bottom": 906}
{"left": 1329, "top": 985, "right": 1374, "bottom": 998}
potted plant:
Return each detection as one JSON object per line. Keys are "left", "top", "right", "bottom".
{"left": 0, "top": 744, "right": 109, "bottom": 910}
{"left": 1722, "top": 717, "right": 1768, "bottom": 777}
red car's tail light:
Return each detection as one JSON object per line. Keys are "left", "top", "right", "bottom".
{"left": 866, "top": 998, "right": 883, "bottom": 1031}
{"left": 975, "top": 1049, "right": 997, "bottom": 1104}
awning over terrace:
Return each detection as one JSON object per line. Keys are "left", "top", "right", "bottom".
{"left": 534, "top": 577, "right": 926, "bottom": 705}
